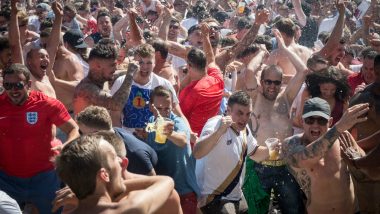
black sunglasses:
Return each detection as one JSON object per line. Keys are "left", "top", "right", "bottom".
{"left": 3, "top": 82, "right": 26, "bottom": 90}
{"left": 169, "top": 25, "right": 179, "bottom": 29}
{"left": 209, "top": 26, "right": 221, "bottom": 31}
{"left": 263, "top": 79, "right": 282, "bottom": 86}
{"left": 304, "top": 117, "right": 328, "bottom": 126}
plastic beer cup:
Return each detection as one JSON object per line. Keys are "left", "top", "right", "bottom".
{"left": 265, "top": 138, "right": 280, "bottom": 160}
{"left": 154, "top": 117, "right": 171, "bottom": 144}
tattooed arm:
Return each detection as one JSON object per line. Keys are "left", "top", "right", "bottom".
{"left": 74, "top": 63, "right": 139, "bottom": 114}
{"left": 287, "top": 165, "right": 311, "bottom": 206}
{"left": 216, "top": 9, "right": 269, "bottom": 71}
{"left": 284, "top": 104, "right": 370, "bottom": 168}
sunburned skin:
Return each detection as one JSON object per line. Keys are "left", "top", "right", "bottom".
{"left": 284, "top": 132, "right": 355, "bottom": 214}
{"left": 253, "top": 92, "right": 294, "bottom": 146}
{"left": 53, "top": 48, "right": 84, "bottom": 110}
{"left": 73, "top": 63, "right": 138, "bottom": 115}
{"left": 267, "top": 43, "right": 312, "bottom": 85}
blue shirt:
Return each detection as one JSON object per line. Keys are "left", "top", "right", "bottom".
{"left": 147, "top": 113, "right": 200, "bottom": 197}
{"left": 114, "top": 127, "right": 158, "bottom": 175}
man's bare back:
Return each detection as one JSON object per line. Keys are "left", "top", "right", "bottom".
{"left": 268, "top": 44, "right": 312, "bottom": 84}
{"left": 53, "top": 51, "right": 84, "bottom": 110}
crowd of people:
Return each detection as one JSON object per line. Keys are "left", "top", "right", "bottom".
{"left": 0, "top": 0, "right": 379, "bottom": 213}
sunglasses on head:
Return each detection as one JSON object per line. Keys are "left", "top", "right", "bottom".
{"left": 304, "top": 117, "right": 328, "bottom": 126}
{"left": 3, "top": 82, "right": 26, "bottom": 90}
{"left": 263, "top": 79, "right": 281, "bottom": 86}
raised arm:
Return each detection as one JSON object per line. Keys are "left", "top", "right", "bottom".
{"left": 113, "top": 15, "right": 129, "bottom": 43}
{"left": 272, "top": 29, "right": 308, "bottom": 103}
{"left": 245, "top": 48, "right": 267, "bottom": 100}
{"left": 193, "top": 117, "right": 231, "bottom": 159}
{"left": 284, "top": 103, "right": 369, "bottom": 168}
{"left": 200, "top": 23, "right": 217, "bottom": 69}
{"left": 292, "top": 0, "right": 307, "bottom": 27}
{"left": 318, "top": 0, "right": 345, "bottom": 60}
{"left": 46, "top": 1, "right": 63, "bottom": 73}
{"left": 216, "top": 9, "right": 270, "bottom": 70}
{"left": 127, "top": 9, "right": 144, "bottom": 46}
{"left": 9, "top": 0, "right": 23, "bottom": 64}
{"left": 158, "top": 7, "right": 172, "bottom": 41}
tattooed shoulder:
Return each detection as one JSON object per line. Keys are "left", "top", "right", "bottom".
{"left": 274, "top": 95, "right": 290, "bottom": 115}
{"left": 283, "top": 136, "right": 305, "bottom": 167}
{"left": 74, "top": 80, "right": 102, "bottom": 99}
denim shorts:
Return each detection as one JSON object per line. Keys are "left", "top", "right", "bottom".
{"left": 0, "top": 170, "right": 61, "bottom": 214}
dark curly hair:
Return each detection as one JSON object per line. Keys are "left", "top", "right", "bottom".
{"left": 305, "top": 67, "right": 350, "bottom": 102}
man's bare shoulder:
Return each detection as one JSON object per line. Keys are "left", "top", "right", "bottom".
{"left": 74, "top": 78, "right": 102, "bottom": 98}
{"left": 282, "top": 134, "right": 306, "bottom": 163}
{"left": 283, "top": 135, "right": 304, "bottom": 151}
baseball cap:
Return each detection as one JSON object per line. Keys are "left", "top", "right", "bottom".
{"left": 36, "top": 3, "right": 51, "bottom": 11}
{"left": 63, "top": 30, "right": 87, "bottom": 49}
{"left": 302, "top": 97, "right": 331, "bottom": 120}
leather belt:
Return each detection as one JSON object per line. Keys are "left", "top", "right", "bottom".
{"left": 261, "top": 160, "right": 286, "bottom": 166}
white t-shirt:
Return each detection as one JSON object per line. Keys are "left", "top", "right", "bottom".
{"left": 181, "top": 17, "right": 198, "bottom": 30}
{"left": 318, "top": 15, "right": 339, "bottom": 36}
{"left": 75, "top": 53, "right": 89, "bottom": 77}
{"left": 350, "top": 64, "right": 363, "bottom": 73}
{"left": 196, "top": 115, "right": 257, "bottom": 207}
{"left": 110, "top": 73, "right": 179, "bottom": 132}
{"left": 141, "top": 0, "right": 158, "bottom": 13}
{"left": 28, "top": 16, "right": 41, "bottom": 33}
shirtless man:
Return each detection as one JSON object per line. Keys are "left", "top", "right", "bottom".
{"left": 164, "top": 9, "right": 270, "bottom": 74}
{"left": 84, "top": 12, "right": 113, "bottom": 48}
{"left": 347, "top": 54, "right": 380, "bottom": 213}
{"left": 51, "top": 35, "right": 84, "bottom": 110}
{"left": 283, "top": 97, "right": 369, "bottom": 213}
{"left": 316, "top": 0, "right": 353, "bottom": 76}
{"left": 55, "top": 134, "right": 182, "bottom": 214}
{"left": 73, "top": 43, "right": 139, "bottom": 116}
{"left": 25, "top": 2, "right": 64, "bottom": 99}
{"left": 247, "top": 29, "right": 309, "bottom": 213}
{"left": 267, "top": 18, "right": 312, "bottom": 84}
{"left": 9, "top": 1, "right": 62, "bottom": 98}
{"left": 152, "top": 39, "right": 179, "bottom": 93}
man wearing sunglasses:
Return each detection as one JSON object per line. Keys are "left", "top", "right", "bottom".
{"left": 283, "top": 97, "right": 369, "bottom": 214}
{"left": 0, "top": 63, "right": 79, "bottom": 213}
{"left": 246, "top": 29, "right": 308, "bottom": 213}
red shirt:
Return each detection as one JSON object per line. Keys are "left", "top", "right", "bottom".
{"left": 179, "top": 67, "right": 224, "bottom": 137}
{"left": 0, "top": 91, "right": 71, "bottom": 178}
{"left": 348, "top": 72, "right": 364, "bottom": 96}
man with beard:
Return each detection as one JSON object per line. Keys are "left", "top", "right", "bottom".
{"left": 110, "top": 43, "right": 183, "bottom": 132}
{"left": 85, "top": 12, "right": 113, "bottom": 48}
{"left": 0, "top": 63, "right": 79, "bottom": 213}
{"left": 73, "top": 43, "right": 139, "bottom": 115}
{"left": 247, "top": 29, "right": 309, "bottom": 213}
{"left": 55, "top": 134, "right": 182, "bottom": 214}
